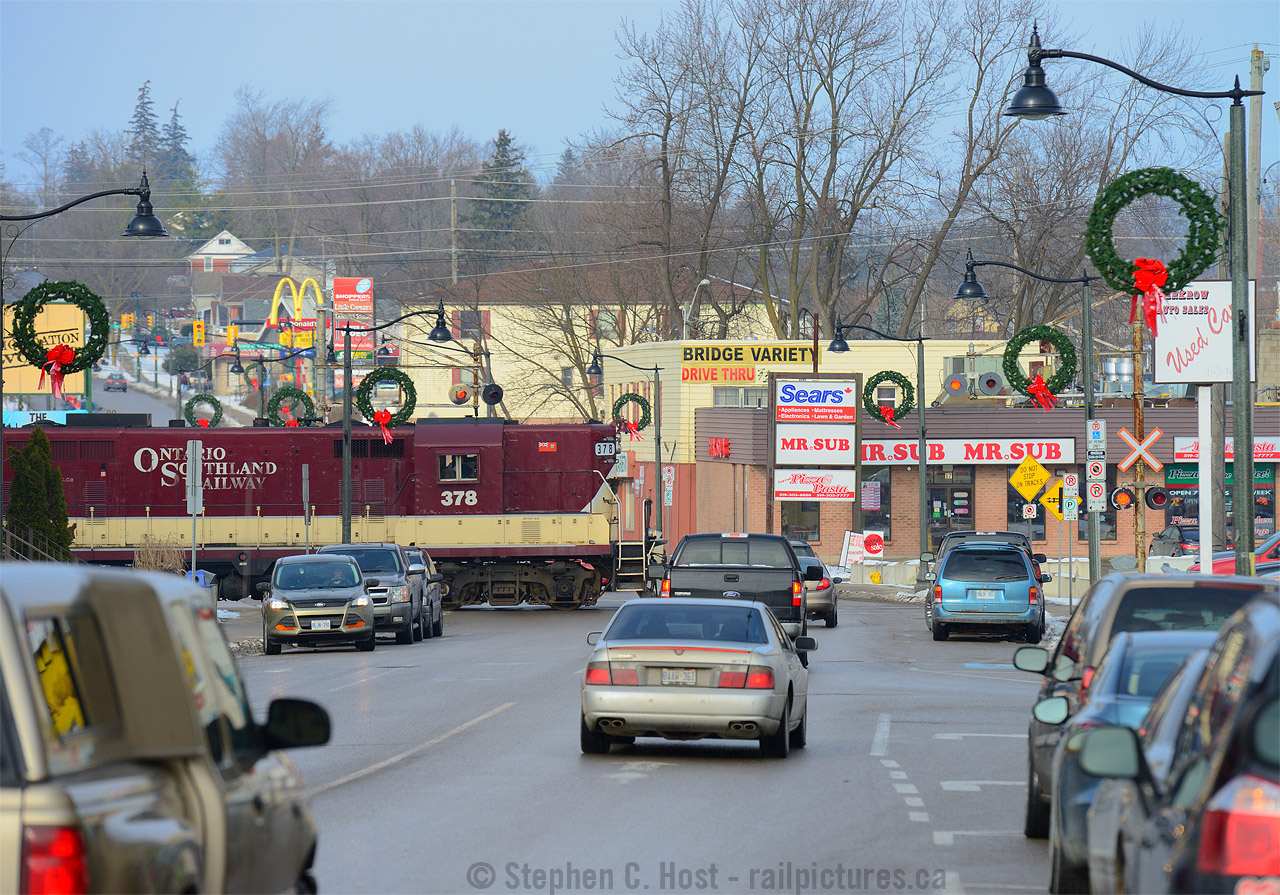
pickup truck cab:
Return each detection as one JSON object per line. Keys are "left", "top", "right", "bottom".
{"left": 650, "top": 532, "right": 820, "bottom": 658}
{"left": 1, "top": 563, "right": 330, "bottom": 894}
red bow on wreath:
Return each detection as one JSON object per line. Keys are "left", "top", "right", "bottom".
{"left": 197, "top": 419, "right": 210, "bottom": 428}
{"left": 1131, "top": 258, "right": 1168, "bottom": 338}
{"left": 373, "top": 409, "right": 394, "bottom": 444}
{"left": 39, "top": 344, "right": 76, "bottom": 400}
{"left": 286, "top": 419, "right": 300, "bottom": 428}
{"left": 620, "top": 420, "right": 644, "bottom": 441}
{"left": 879, "top": 406, "right": 902, "bottom": 429}
{"left": 1028, "top": 373, "right": 1057, "bottom": 411}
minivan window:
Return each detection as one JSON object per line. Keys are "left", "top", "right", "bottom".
{"left": 941, "top": 550, "right": 1028, "bottom": 582}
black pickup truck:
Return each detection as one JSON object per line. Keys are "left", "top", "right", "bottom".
{"left": 650, "top": 532, "right": 820, "bottom": 657}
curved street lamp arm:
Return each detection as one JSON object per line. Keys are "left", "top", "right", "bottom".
{"left": 0, "top": 184, "right": 148, "bottom": 223}
{"left": 1033, "top": 47, "right": 1262, "bottom": 103}
{"left": 838, "top": 322, "right": 928, "bottom": 344}
{"left": 967, "top": 256, "right": 1096, "bottom": 286}
{"left": 596, "top": 351, "right": 658, "bottom": 375}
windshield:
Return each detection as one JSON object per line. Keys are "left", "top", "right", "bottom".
{"left": 674, "top": 538, "right": 792, "bottom": 569}
{"left": 941, "top": 550, "right": 1029, "bottom": 582}
{"left": 275, "top": 561, "right": 361, "bottom": 589}
{"left": 1112, "top": 584, "right": 1261, "bottom": 633}
{"left": 606, "top": 604, "right": 769, "bottom": 644}
{"left": 327, "top": 547, "right": 402, "bottom": 575}
{"left": 790, "top": 543, "right": 816, "bottom": 558}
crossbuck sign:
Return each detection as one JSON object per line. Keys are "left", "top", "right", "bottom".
{"left": 1117, "top": 427, "right": 1163, "bottom": 472}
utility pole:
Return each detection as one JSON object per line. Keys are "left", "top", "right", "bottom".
{"left": 1248, "top": 47, "right": 1266, "bottom": 283}
{"left": 451, "top": 179, "right": 459, "bottom": 286}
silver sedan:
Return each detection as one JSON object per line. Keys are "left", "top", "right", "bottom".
{"left": 580, "top": 598, "right": 815, "bottom": 758}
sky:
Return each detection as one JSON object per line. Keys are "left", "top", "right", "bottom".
{"left": 0, "top": 0, "right": 1277, "bottom": 189}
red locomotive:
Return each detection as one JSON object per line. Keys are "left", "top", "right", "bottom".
{"left": 5, "top": 417, "right": 622, "bottom": 607}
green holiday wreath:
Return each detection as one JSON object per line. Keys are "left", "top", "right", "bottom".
{"left": 862, "top": 371, "right": 915, "bottom": 424}
{"left": 354, "top": 366, "right": 416, "bottom": 427}
{"left": 241, "top": 361, "right": 269, "bottom": 389}
{"left": 184, "top": 394, "right": 223, "bottom": 428}
{"left": 267, "top": 387, "right": 316, "bottom": 426}
{"left": 1085, "top": 167, "right": 1221, "bottom": 295}
{"left": 1002, "top": 325, "right": 1078, "bottom": 399}
{"left": 611, "top": 392, "right": 651, "bottom": 431}
{"left": 11, "top": 280, "right": 110, "bottom": 373}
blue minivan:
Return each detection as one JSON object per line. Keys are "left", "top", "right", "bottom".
{"left": 926, "top": 543, "right": 1048, "bottom": 643}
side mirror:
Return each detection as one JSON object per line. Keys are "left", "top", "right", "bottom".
{"left": 1078, "top": 726, "right": 1144, "bottom": 780}
{"left": 924, "top": 571, "right": 936, "bottom": 582}
{"left": 1041, "top": 574, "right": 1053, "bottom": 583}
{"left": 1032, "top": 695, "right": 1071, "bottom": 725}
{"left": 831, "top": 577, "right": 844, "bottom": 585}
{"left": 429, "top": 573, "right": 444, "bottom": 584}
{"left": 793, "top": 636, "right": 818, "bottom": 652}
{"left": 256, "top": 581, "right": 270, "bottom": 593}
{"left": 1013, "top": 646, "right": 1050, "bottom": 674}
{"left": 262, "top": 698, "right": 331, "bottom": 750}
{"left": 408, "top": 563, "right": 426, "bottom": 574}
{"left": 587, "top": 632, "right": 601, "bottom": 645}
{"left": 921, "top": 552, "right": 935, "bottom": 563}
{"left": 804, "top": 565, "right": 823, "bottom": 581}
{"left": 365, "top": 577, "right": 380, "bottom": 588}
{"left": 1034, "top": 553, "right": 1048, "bottom": 563}
{"left": 648, "top": 563, "right": 666, "bottom": 579}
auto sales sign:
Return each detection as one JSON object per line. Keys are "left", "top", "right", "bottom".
{"left": 775, "top": 380, "right": 859, "bottom": 422}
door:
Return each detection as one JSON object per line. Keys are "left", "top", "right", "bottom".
{"left": 928, "top": 487, "right": 975, "bottom": 549}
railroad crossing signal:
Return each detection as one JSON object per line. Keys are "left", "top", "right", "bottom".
{"left": 1009, "top": 454, "right": 1051, "bottom": 502}
{"left": 1118, "top": 427, "right": 1163, "bottom": 472}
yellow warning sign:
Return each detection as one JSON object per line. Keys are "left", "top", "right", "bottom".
{"left": 1009, "top": 454, "right": 1050, "bottom": 502}
{"left": 1039, "top": 478, "right": 1064, "bottom": 522}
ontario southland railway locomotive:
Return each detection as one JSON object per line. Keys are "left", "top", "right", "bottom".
{"left": 5, "top": 417, "right": 623, "bottom": 607}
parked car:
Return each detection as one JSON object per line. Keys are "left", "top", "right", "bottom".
{"left": 102, "top": 372, "right": 127, "bottom": 392}
{"left": 1077, "top": 593, "right": 1280, "bottom": 893}
{"left": 258, "top": 554, "right": 378, "bottom": 653}
{"left": 1085, "top": 649, "right": 1213, "bottom": 894}
{"left": 925, "top": 542, "right": 1047, "bottom": 643}
{"left": 1013, "top": 573, "right": 1273, "bottom": 841}
{"left": 925, "top": 530, "right": 1048, "bottom": 578}
{"left": 1149, "top": 524, "right": 1234, "bottom": 557}
{"left": 580, "top": 598, "right": 816, "bottom": 757}
{"left": 1033, "top": 630, "right": 1218, "bottom": 893}
{"left": 406, "top": 548, "right": 445, "bottom": 637}
{"left": 1190, "top": 531, "right": 1280, "bottom": 573}
{"left": 316, "top": 542, "right": 425, "bottom": 643}
{"left": 790, "top": 540, "right": 843, "bottom": 628}
{"left": 0, "top": 563, "right": 330, "bottom": 894}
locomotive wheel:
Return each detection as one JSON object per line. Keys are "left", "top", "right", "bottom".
{"left": 549, "top": 602, "right": 581, "bottom": 610}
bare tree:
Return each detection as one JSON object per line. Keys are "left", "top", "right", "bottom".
{"left": 17, "top": 127, "right": 64, "bottom": 209}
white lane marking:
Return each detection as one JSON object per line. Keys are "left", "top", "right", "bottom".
{"left": 880, "top": 759, "right": 900, "bottom": 768}
{"left": 890, "top": 770, "right": 908, "bottom": 780}
{"left": 933, "top": 830, "right": 1023, "bottom": 846}
{"left": 893, "top": 783, "right": 919, "bottom": 794}
{"left": 909, "top": 811, "right": 930, "bottom": 822}
{"left": 941, "top": 780, "right": 1024, "bottom": 792}
{"left": 910, "top": 667, "right": 1038, "bottom": 684}
{"left": 944, "top": 872, "right": 968, "bottom": 894}
{"left": 870, "top": 714, "right": 891, "bottom": 756}
{"left": 934, "top": 733, "right": 1028, "bottom": 741}
{"left": 328, "top": 669, "right": 398, "bottom": 691}
{"left": 904, "top": 797, "right": 925, "bottom": 807}
{"left": 308, "top": 702, "right": 515, "bottom": 797}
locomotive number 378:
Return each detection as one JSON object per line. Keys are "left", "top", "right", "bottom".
{"left": 440, "top": 490, "right": 479, "bottom": 507}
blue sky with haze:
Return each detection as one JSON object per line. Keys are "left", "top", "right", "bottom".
{"left": 1, "top": 0, "right": 1276, "bottom": 187}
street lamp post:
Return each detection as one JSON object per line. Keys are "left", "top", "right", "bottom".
{"left": 1006, "top": 26, "right": 1262, "bottom": 573}
{"left": 954, "top": 251, "right": 1102, "bottom": 583}
{"left": 586, "top": 352, "right": 662, "bottom": 537}
{"left": 828, "top": 322, "right": 929, "bottom": 583}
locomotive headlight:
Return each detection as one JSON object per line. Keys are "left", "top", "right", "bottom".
{"left": 389, "top": 586, "right": 410, "bottom": 603}
{"left": 267, "top": 597, "right": 290, "bottom": 610}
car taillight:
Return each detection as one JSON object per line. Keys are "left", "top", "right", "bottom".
{"left": 718, "top": 670, "right": 747, "bottom": 688}
{"left": 660, "top": 578, "right": 671, "bottom": 598}
{"left": 584, "top": 662, "right": 611, "bottom": 685}
{"left": 933, "top": 586, "right": 942, "bottom": 603}
{"left": 1029, "top": 586, "right": 1039, "bottom": 604}
{"left": 22, "top": 825, "right": 88, "bottom": 895}
{"left": 1197, "top": 774, "right": 1280, "bottom": 877}
{"left": 1080, "top": 666, "right": 1096, "bottom": 694}
{"left": 792, "top": 581, "right": 803, "bottom": 607}
{"left": 584, "top": 661, "right": 638, "bottom": 685}
{"left": 745, "top": 666, "right": 775, "bottom": 689}
{"left": 816, "top": 578, "right": 832, "bottom": 591}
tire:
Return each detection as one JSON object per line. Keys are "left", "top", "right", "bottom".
{"left": 432, "top": 605, "right": 444, "bottom": 637}
{"left": 412, "top": 612, "right": 423, "bottom": 642}
{"left": 932, "top": 623, "right": 950, "bottom": 641}
{"left": 789, "top": 703, "right": 808, "bottom": 749}
{"left": 395, "top": 620, "right": 413, "bottom": 645}
{"left": 760, "top": 701, "right": 791, "bottom": 758}
{"left": 356, "top": 632, "right": 376, "bottom": 652}
{"left": 1023, "top": 624, "right": 1040, "bottom": 643}
{"left": 824, "top": 606, "right": 838, "bottom": 628}
{"left": 263, "top": 620, "right": 282, "bottom": 656}
{"left": 580, "top": 714, "right": 611, "bottom": 755}
{"left": 422, "top": 607, "right": 433, "bottom": 639}
{"left": 294, "top": 871, "right": 318, "bottom": 894}
{"left": 1025, "top": 757, "right": 1050, "bottom": 839}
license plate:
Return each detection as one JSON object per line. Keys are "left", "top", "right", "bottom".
{"left": 661, "top": 668, "right": 697, "bottom": 685}
{"left": 311, "top": 619, "right": 331, "bottom": 630}
{"left": 971, "top": 589, "right": 998, "bottom": 600}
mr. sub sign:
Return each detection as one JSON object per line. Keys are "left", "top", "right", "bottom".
{"left": 861, "top": 438, "right": 1074, "bottom": 465}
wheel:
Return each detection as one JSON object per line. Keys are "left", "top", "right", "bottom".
{"left": 263, "top": 620, "right": 282, "bottom": 655}
{"left": 432, "top": 604, "right": 444, "bottom": 637}
{"left": 824, "top": 605, "right": 838, "bottom": 628}
{"left": 932, "top": 623, "right": 950, "bottom": 641}
{"left": 412, "top": 611, "right": 423, "bottom": 642}
{"left": 1024, "top": 756, "right": 1050, "bottom": 838}
{"left": 293, "top": 871, "right": 318, "bottom": 894}
{"left": 422, "top": 607, "right": 433, "bottom": 639}
{"left": 395, "top": 621, "right": 413, "bottom": 645}
{"left": 789, "top": 704, "right": 807, "bottom": 749}
{"left": 760, "top": 701, "right": 791, "bottom": 758}
{"left": 580, "top": 713, "right": 611, "bottom": 754}
{"left": 356, "top": 632, "right": 376, "bottom": 652}
{"left": 1023, "top": 623, "right": 1040, "bottom": 643}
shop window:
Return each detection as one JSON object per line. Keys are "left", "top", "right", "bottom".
{"left": 781, "top": 501, "right": 820, "bottom": 543}
{"left": 743, "top": 387, "right": 767, "bottom": 408}
{"left": 862, "top": 466, "right": 892, "bottom": 541}
{"left": 927, "top": 465, "right": 974, "bottom": 485}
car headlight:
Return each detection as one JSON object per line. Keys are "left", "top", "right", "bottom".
{"left": 351, "top": 595, "right": 370, "bottom": 607}
{"left": 389, "top": 585, "right": 410, "bottom": 603}
{"left": 267, "top": 598, "right": 290, "bottom": 610}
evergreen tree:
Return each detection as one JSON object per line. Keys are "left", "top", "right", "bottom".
{"left": 60, "top": 141, "right": 97, "bottom": 194}
{"left": 155, "top": 101, "right": 197, "bottom": 187}
{"left": 128, "top": 80, "right": 160, "bottom": 169}
{"left": 553, "top": 148, "right": 579, "bottom": 186}
{"left": 5, "top": 427, "right": 72, "bottom": 560}
{"left": 461, "top": 129, "right": 536, "bottom": 274}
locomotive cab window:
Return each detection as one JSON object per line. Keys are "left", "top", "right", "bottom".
{"left": 439, "top": 453, "right": 479, "bottom": 482}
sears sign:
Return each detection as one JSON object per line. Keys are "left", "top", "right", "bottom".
{"left": 775, "top": 380, "right": 859, "bottom": 422}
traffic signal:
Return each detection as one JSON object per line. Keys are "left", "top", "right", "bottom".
{"left": 977, "top": 371, "right": 1004, "bottom": 396}
{"left": 943, "top": 375, "right": 969, "bottom": 397}
{"left": 192, "top": 321, "right": 206, "bottom": 346}
{"left": 226, "top": 324, "right": 238, "bottom": 348}
{"left": 147, "top": 315, "right": 154, "bottom": 327}
{"left": 1110, "top": 488, "right": 1136, "bottom": 510}
{"left": 449, "top": 383, "right": 473, "bottom": 405}
{"left": 480, "top": 383, "right": 504, "bottom": 406}
{"left": 1144, "top": 487, "right": 1170, "bottom": 510}
{"left": 122, "top": 313, "right": 134, "bottom": 328}
{"left": 279, "top": 330, "right": 293, "bottom": 347}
